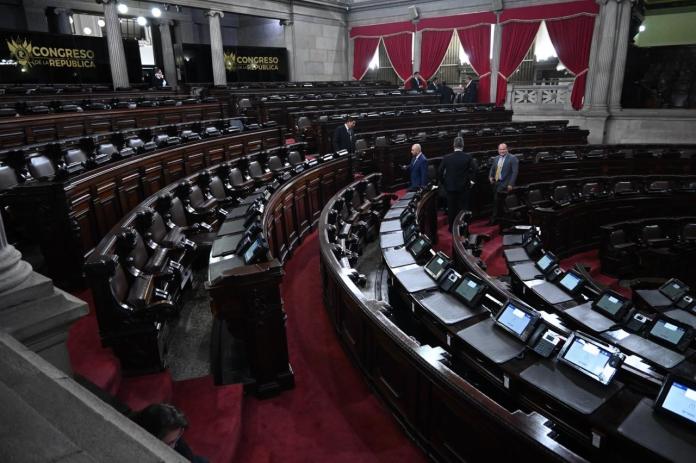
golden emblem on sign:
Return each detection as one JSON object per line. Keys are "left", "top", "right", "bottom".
{"left": 224, "top": 51, "right": 236, "bottom": 71}
{"left": 7, "top": 38, "right": 33, "bottom": 67}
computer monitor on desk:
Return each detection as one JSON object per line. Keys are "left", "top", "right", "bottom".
{"left": 647, "top": 317, "right": 694, "bottom": 353}
{"left": 424, "top": 252, "right": 450, "bottom": 280}
{"left": 659, "top": 278, "right": 689, "bottom": 302}
{"left": 452, "top": 273, "right": 486, "bottom": 308}
{"left": 535, "top": 252, "right": 558, "bottom": 277}
{"left": 557, "top": 332, "right": 625, "bottom": 385}
{"left": 655, "top": 375, "right": 696, "bottom": 428}
{"left": 558, "top": 270, "right": 585, "bottom": 296}
{"left": 593, "top": 290, "right": 632, "bottom": 322}
{"left": 494, "top": 301, "right": 540, "bottom": 342}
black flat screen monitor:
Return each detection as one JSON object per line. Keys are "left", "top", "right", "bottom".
{"left": 535, "top": 252, "right": 557, "bottom": 274}
{"left": 593, "top": 290, "right": 631, "bottom": 322}
{"left": 243, "top": 238, "right": 268, "bottom": 265}
{"left": 424, "top": 251, "right": 450, "bottom": 280}
{"left": 557, "top": 332, "right": 624, "bottom": 385}
{"left": 523, "top": 236, "right": 542, "bottom": 256}
{"left": 647, "top": 318, "right": 693, "bottom": 352}
{"left": 655, "top": 375, "right": 696, "bottom": 428}
{"left": 407, "top": 235, "right": 431, "bottom": 260}
{"left": 494, "top": 301, "right": 540, "bottom": 342}
{"left": 400, "top": 208, "right": 415, "bottom": 227}
{"left": 452, "top": 273, "right": 486, "bottom": 307}
{"left": 403, "top": 223, "right": 418, "bottom": 242}
{"left": 659, "top": 278, "right": 689, "bottom": 302}
{"left": 559, "top": 271, "right": 584, "bottom": 295}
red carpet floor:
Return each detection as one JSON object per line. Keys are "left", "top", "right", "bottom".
{"left": 234, "top": 229, "right": 428, "bottom": 463}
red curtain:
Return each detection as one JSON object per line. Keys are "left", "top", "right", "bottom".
{"left": 457, "top": 25, "right": 492, "bottom": 103}
{"left": 383, "top": 33, "right": 413, "bottom": 81}
{"left": 496, "top": 22, "right": 540, "bottom": 106}
{"left": 546, "top": 16, "right": 595, "bottom": 110}
{"left": 419, "top": 30, "right": 453, "bottom": 80}
{"left": 352, "top": 37, "right": 380, "bottom": 80}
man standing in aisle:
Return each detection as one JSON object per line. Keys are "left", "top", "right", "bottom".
{"left": 333, "top": 116, "right": 356, "bottom": 153}
{"left": 407, "top": 143, "right": 428, "bottom": 190}
{"left": 488, "top": 143, "right": 518, "bottom": 225}
{"left": 439, "top": 137, "right": 477, "bottom": 230}
{"left": 463, "top": 75, "right": 478, "bottom": 103}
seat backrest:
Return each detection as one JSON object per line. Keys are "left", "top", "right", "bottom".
{"left": 355, "top": 139, "right": 368, "bottom": 152}
{"left": 249, "top": 160, "right": 263, "bottom": 177}
{"left": 610, "top": 229, "right": 627, "bottom": 246}
{"left": 683, "top": 223, "right": 696, "bottom": 241}
{"left": 98, "top": 144, "right": 118, "bottom": 156}
{"left": 505, "top": 194, "right": 521, "bottom": 208}
{"left": 268, "top": 155, "right": 283, "bottom": 171}
{"left": 288, "top": 151, "right": 303, "bottom": 167}
{"left": 170, "top": 197, "right": 189, "bottom": 227}
{"left": 582, "top": 182, "right": 600, "bottom": 197}
{"left": 365, "top": 182, "right": 378, "bottom": 201}
{"left": 528, "top": 189, "right": 545, "bottom": 205}
{"left": 375, "top": 136, "right": 389, "bottom": 147}
{"left": 28, "top": 155, "right": 56, "bottom": 180}
{"left": 297, "top": 117, "right": 311, "bottom": 130}
{"left": 209, "top": 176, "right": 227, "bottom": 200}
{"left": 641, "top": 224, "right": 663, "bottom": 241}
{"left": 614, "top": 181, "right": 634, "bottom": 194}
{"left": 110, "top": 262, "right": 129, "bottom": 303}
{"left": 648, "top": 180, "right": 670, "bottom": 191}
{"left": 229, "top": 167, "right": 245, "bottom": 186}
{"left": 189, "top": 185, "right": 206, "bottom": 206}
{"left": 0, "top": 164, "right": 18, "bottom": 190}
{"left": 553, "top": 185, "right": 570, "bottom": 202}
{"left": 150, "top": 212, "right": 169, "bottom": 242}
{"left": 65, "top": 149, "right": 87, "bottom": 165}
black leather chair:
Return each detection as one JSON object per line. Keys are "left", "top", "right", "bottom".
{"left": 614, "top": 181, "right": 638, "bottom": 195}
{"left": 154, "top": 193, "right": 216, "bottom": 250}
{"left": 552, "top": 185, "right": 574, "bottom": 207}
{"left": 601, "top": 228, "right": 638, "bottom": 276}
{"left": 248, "top": 160, "right": 273, "bottom": 184}
{"left": 176, "top": 181, "right": 218, "bottom": 223}
{"left": 27, "top": 154, "right": 56, "bottom": 181}
{"left": 63, "top": 149, "right": 88, "bottom": 174}
{"left": 207, "top": 174, "right": 237, "bottom": 208}
{"left": 640, "top": 224, "right": 672, "bottom": 248}
{"left": 227, "top": 166, "right": 255, "bottom": 194}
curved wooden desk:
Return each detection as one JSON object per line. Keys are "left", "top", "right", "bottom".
{"left": 206, "top": 156, "right": 352, "bottom": 397}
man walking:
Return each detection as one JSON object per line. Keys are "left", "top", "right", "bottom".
{"left": 439, "top": 137, "right": 477, "bottom": 230}
{"left": 333, "top": 116, "right": 356, "bottom": 153}
{"left": 407, "top": 143, "right": 428, "bottom": 190}
{"left": 488, "top": 143, "right": 518, "bottom": 225}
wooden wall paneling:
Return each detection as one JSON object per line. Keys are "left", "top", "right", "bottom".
{"left": 272, "top": 202, "right": 287, "bottom": 262}
{"left": 265, "top": 217, "right": 278, "bottom": 259}
{"left": 58, "top": 121, "right": 86, "bottom": 139}
{"left": 140, "top": 162, "right": 166, "bottom": 197}
{"left": 67, "top": 187, "right": 98, "bottom": 254}
{"left": 137, "top": 115, "right": 159, "bottom": 128}
{"left": 115, "top": 118, "right": 137, "bottom": 131}
{"left": 183, "top": 110, "right": 203, "bottom": 122}
{"left": 307, "top": 177, "right": 321, "bottom": 222}
{"left": 0, "top": 127, "right": 26, "bottom": 148}
{"left": 162, "top": 151, "right": 186, "bottom": 185}
{"left": 263, "top": 136, "right": 280, "bottom": 149}
{"left": 282, "top": 191, "right": 298, "bottom": 255}
{"left": 162, "top": 112, "right": 183, "bottom": 125}
{"left": 86, "top": 118, "right": 112, "bottom": 135}
{"left": 320, "top": 171, "right": 337, "bottom": 210}
{"left": 294, "top": 183, "right": 310, "bottom": 238}
{"left": 91, "top": 179, "right": 123, "bottom": 238}
{"left": 225, "top": 142, "right": 244, "bottom": 162}
{"left": 185, "top": 147, "right": 206, "bottom": 175}
{"left": 30, "top": 124, "right": 58, "bottom": 144}
{"left": 117, "top": 169, "right": 144, "bottom": 217}
{"left": 246, "top": 139, "right": 262, "bottom": 154}
{"left": 208, "top": 146, "right": 225, "bottom": 165}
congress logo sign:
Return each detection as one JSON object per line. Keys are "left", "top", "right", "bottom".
{"left": 6, "top": 37, "right": 97, "bottom": 70}
{"left": 224, "top": 50, "right": 279, "bottom": 72}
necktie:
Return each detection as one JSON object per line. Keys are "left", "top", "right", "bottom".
{"left": 495, "top": 156, "right": 504, "bottom": 181}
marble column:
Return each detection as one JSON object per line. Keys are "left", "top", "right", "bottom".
{"left": 101, "top": 0, "right": 130, "bottom": 89}
{"left": 0, "top": 212, "right": 88, "bottom": 374}
{"left": 609, "top": 0, "right": 634, "bottom": 111}
{"left": 52, "top": 8, "right": 73, "bottom": 35}
{"left": 588, "top": 0, "right": 619, "bottom": 110}
{"left": 282, "top": 19, "right": 296, "bottom": 81}
{"left": 158, "top": 20, "right": 178, "bottom": 89}
{"left": 412, "top": 28, "right": 422, "bottom": 76}
{"left": 581, "top": 10, "right": 604, "bottom": 111}
{"left": 490, "top": 21, "right": 503, "bottom": 104}
{"left": 207, "top": 10, "right": 227, "bottom": 87}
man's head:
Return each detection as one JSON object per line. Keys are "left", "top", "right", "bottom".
{"left": 411, "top": 143, "right": 422, "bottom": 157}
{"left": 345, "top": 116, "right": 356, "bottom": 129}
{"left": 465, "top": 75, "right": 472, "bottom": 83}
{"left": 453, "top": 137, "right": 464, "bottom": 151}
{"left": 498, "top": 143, "right": 508, "bottom": 156}
{"left": 413, "top": 71, "right": 421, "bottom": 77}
{"left": 134, "top": 404, "right": 188, "bottom": 448}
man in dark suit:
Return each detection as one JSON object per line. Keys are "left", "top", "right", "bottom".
{"left": 439, "top": 81, "right": 454, "bottom": 104}
{"left": 463, "top": 75, "right": 478, "bottom": 103}
{"left": 488, "top": 143, "right": 519, "bottom": 225}
{"left": 332, "top": 116, "right": 356, "bottom": 153}
{"left": 405, "top": 71, "right": 427, "bottom": 92}
{"left": 439, "top": 137, "right": 477, "bottom": 230}
{"left": 407, "top": 143, "right": 428, "bottom": 190}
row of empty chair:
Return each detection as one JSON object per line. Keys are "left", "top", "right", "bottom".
{"left": 0, "top": 117, "right": 279, "bottom": 187}
{"left": 600, "top": 216, "right": 696, "bottom": 283}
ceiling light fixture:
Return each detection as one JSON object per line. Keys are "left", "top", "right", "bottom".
{"left": 137, "top": 16, "right": 148, "bottom": 26}
{"left": 83, "top": 27, "right": 92, "bottom": 35}
{"left": 117, "top": 3, "right": 128, "bottom": 14}
{"left": 98, "top": 19, "right": 106, "bottom": 27}
{"left": 152, "top": 7, "right": 162, "bottom": 18}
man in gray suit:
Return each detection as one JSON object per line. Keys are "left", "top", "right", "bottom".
{"left": 488, "top": 143, "right": 519, "bottom": 225}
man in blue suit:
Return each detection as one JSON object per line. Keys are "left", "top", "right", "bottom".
{"left": 488, "top": 143, "right": 519, "bottom": 225}
{"left": 408, "top": 143, "right": 428, "bottom": 190}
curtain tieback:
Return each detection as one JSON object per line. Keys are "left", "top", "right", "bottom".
{"left": 479, "top": 72, "right": 491, "bottom": 78}
{"left": 575, "top": 68, "right": 588, "bottom": 77}
{"left": 498, "top": 72, "right": 508, "bottom": 81}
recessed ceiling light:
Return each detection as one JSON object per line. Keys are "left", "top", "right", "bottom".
{"left": 98, "top": 19, "right": 106, "bottom": 27}
{"left": 83, "top": 27, "right": 92, "bottom": 35}
{"left": 639, "top": 25, "right": 646, "bottom": 32}
{"left": 152, "top": 7, "right": 162, "bottom": 18}
{"left": 137, "top": 16, "right": 148, "bottom": 26}
{"left": 117, "top": 3, "right": 128, "bottom": 14}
